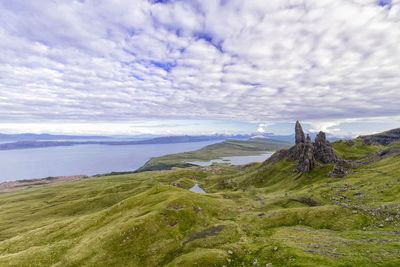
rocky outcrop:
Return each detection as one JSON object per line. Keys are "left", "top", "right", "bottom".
{"left": 288, "top": 121, "right": 306, "bottom": 161}
{"left": 288, "top": 121, "right": 309, "bottom": 173}
{"left": 295, "top": 135, "right": 314, "bottom": 173}
{"left": 295, "top": 120, "right": 305, "bottom": 144}
{"left": 344, "top": 140, "right": 355, "bottom": 146}
{"left": 287, "top": 143, "right": 301, "bottom": 161}
{"left": 288, "top": 121, "right": 339, "bottom": 175}
{"left": 328, "top": 159, "right": 353, "bottom": 178}
{"left": 314, "top": 131, "right": 338, "bottom": 164}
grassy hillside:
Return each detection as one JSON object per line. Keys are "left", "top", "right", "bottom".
{"left": 136, "top": 138, "right": 291, "bottom": 172}
{"left": 0, "top": 138, "right": 399, "bottom": 266}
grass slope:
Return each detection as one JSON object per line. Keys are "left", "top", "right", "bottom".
{"left": 0, "top": 139, "right": 399, "bottom": 266}
{"left": 136, "top": 138, "right": 291, "bottom": 172}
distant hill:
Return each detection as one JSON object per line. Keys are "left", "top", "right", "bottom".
{"left": 0, "top": 135, "right": 231, "bottom": 150}
{"left": 264, "top": 134, "right": 295, "bottom": 143}
{"left": 135, "top": 137, "right": 292, "bottom": 172}
{"left": 359, "top": 128, "right": 400, "bottom": 146}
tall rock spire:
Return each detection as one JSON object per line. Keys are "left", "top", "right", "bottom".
{"left": 295, "top": 120, "right": 305, "bottom": 144}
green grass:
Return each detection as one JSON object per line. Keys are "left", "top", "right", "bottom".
{"left": 332, "top": 138, "right": 383, "bottom": 160}
{"left": 0, "top": 139, "right": 399, "bottom": 266}
{"left": 135, "top": 138, "right": 291, "bottom": 172}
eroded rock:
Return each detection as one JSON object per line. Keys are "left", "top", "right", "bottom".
{"left": 295, "top": 135, "right": 314, "bottom": 173}
{"left": 314, "top": 131, "right": 338, "bottom": 164}
{"left": 291, "top": 122, "right": 340, "bottom": 174}
{"left": 295, "top": 120, "right": 305, "bottom": 145}
{"left": 288, "top": 121, "right": 306, "bottom": 161}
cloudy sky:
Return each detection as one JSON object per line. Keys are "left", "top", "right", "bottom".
{"left": 0, "top": 0, "right": 399, "bottom": 136}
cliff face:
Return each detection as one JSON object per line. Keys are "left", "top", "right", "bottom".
{"left": 289, "top": 121, "right": 338, "bottom": 174}
{"left": 360, "top": 128, "right": 400, "bottom": 146}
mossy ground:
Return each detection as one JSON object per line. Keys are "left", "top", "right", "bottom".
{"left": 0, "top": 141, "right": 399, "bottom": 266}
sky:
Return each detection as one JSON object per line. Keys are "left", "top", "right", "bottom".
{"left": 0, "top": 0, "right": 399, "bottom": 137}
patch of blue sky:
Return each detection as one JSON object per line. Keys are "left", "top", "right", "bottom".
{"left": 377, "top": 0, "right": 392, "bottom": 8}
{"left": 150, "top": 61, "right": 176, "bottom": 72}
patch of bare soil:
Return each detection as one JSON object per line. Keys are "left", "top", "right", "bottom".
{"left": 183, "top": 225, "right": 224, "bottom": 245}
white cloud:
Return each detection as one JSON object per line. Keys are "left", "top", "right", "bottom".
{"left": 257, "top": 122, "right": 276, "bottom": 133}
{"left": 309, "top": 121, "right": 343, "bottom": 134}
{"left": 0, "top": 0, "right": 399, "bottom": 135}
{"left": 0, "top": 120, "right": 256, "bottom": 136}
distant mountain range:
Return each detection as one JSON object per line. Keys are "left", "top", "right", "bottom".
{"left": 0, "top": 135, "right": 220, "bottom": 150}
{"left": 0, "top": 133, "right": 113, "bottom": 141}
{"left": 0, "top": 131, "right": 346, "bottom": 151}
{"left": 0, "top": 134, "right": 257, "bottom": 150}
{"left": 0, "top": 131, "right": 342, "bottom": 151}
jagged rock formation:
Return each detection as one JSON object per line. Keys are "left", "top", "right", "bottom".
{"left": 295, "top": 135, "right": 314, "bottom": 173}
{"left": 288, "top": 121, "right": 338, "bottom": 174}
{"left": 295, "top": 120, "right": 305, "bottom": 144}
{"left": 288, "top": 121, "right": 306, "bottom": 161}
{"left": 314, "top": 131, "right": 338, "bottom": 163}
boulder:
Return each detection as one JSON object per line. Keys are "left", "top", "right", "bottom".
{"left": 328, "top": 159, "right": 352, "bottom": 178}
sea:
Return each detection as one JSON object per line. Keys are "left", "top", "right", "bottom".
{"left": 0, "top": 140, "right": 275, "bottom": 183}
{"left": 0, "top": 141, "right": 219, "bottom": 182}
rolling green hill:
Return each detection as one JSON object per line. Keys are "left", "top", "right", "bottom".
{"left": 135, "top": 138, "right": 291, "bottom": 172}
{"left": 0, "top": 135, "right": 399, "bottom": 266}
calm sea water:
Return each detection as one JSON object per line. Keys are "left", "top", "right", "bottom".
{"left": 0, "top": 141, "right": 219, "bottom": 182}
